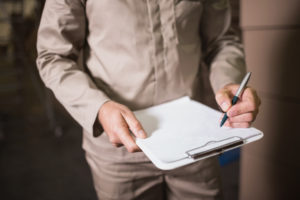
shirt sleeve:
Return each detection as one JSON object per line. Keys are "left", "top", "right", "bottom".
{"left": 36, "top": 0, "right": 110, "bottom": 136}
{"left": 200, "top": 0, "right": 247, "bottom": 93}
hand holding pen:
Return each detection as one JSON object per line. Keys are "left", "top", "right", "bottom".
{"left": 215, "top": 72, "right": 261, "bottom": 128}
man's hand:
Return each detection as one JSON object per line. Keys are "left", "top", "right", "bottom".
{"left": 215, "top": 84, "right": 261, "bottom": 128}
{"left": 98, "top": 101, "right": 147, "bottom": 152}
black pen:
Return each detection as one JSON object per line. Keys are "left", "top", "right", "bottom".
{"left": 220, "top": 72, "right": 252, "bottom": 127}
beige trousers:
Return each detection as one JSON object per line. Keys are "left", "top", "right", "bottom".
{"left": 83, "top": 131, "right": 223, "bottom": 200}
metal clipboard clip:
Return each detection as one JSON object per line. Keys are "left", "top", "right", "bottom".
{"left": 185, "top": 136, "right": 244, "bottom": 160}
{"left": 146, "top": 133, "right": 262, "bottom": 166}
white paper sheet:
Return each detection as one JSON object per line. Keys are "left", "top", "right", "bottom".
{"left": 135, "top": 97, "right": 263, "bottom": 170}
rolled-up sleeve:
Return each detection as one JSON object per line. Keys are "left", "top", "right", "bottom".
{"left": 36, "top": 0, "right": 109, "bottom": 136}
{"left": 200, "top": 0, "right": 246, "bottom": 93}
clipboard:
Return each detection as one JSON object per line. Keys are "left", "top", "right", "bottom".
{"left": 134, "top": 97, "right": 263, "bottom": 170}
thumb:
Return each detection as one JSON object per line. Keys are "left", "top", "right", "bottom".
{"left": 121, "top": 109, "right": 147, "bottom": 139}
{"left": 215, "top": 89, "right": 232, "bottom": 112}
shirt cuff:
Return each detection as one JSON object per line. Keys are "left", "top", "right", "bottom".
{"left": 209, "top": 60, "right": 246, "bottom": 94}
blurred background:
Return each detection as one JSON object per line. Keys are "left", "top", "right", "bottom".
{"left": 0, "top": 0, "right": 299, "bottom": 200}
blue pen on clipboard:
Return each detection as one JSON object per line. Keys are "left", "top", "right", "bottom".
{"left": 220, "top": 72, "right": 252, "bottom": 127}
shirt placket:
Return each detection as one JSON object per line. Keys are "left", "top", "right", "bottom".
{"left": 146, "top": 0, "right": 181, "bottom": 105}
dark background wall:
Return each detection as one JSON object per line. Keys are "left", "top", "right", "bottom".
{"left": 0, "top": 1, "right": 98, "bottom": 199}
{"left": 240, "top": 0, "right": 300, "bottom": 199}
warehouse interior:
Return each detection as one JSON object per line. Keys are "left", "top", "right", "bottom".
{"left": 0, "top": 0, "right": 300, "bottom": 200}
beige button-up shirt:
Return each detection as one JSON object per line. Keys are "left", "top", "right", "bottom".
{"left": 36, "top": 0, "right": 246, "bottom": 137}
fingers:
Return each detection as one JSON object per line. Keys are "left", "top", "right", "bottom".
{"left": 120, "top": 107, "right": 147, "bottom": 139}
{"left": 217, "top": 84, "right": 261, "bottom": 128}
{"left": 98, "top": 101, "right": 146, "bottom": 153}
{"left": 228, "top": 111, "right": 257, "bottom": 123}
{"left": 215, "top": 88, "right": 234, "bottom": 112}
{"left": 107, "top": 111, "right": 142, "bottom": 152}
{"left": 227, "top": 88, "right": 260, "bottom": 118}
{"left": 108, "top": 135, "right": 122, "bottom": 146}
{"left": 242, "top": 87, "right": 261, "bottom": 105}
{"left": 107, "top": 115, "right": 141, "bottom": 152}
{"left": 221, "top": 114, "right": 252, "bottom": 128}
{"left": 226, "top": 122, "right": 251, "bottom": 128}
{"left": 112, "top": 143, "right": 123, "bottom": 148}
{"left": 116, "top": 122, "right": 141, "bottom": 153}
{"left": 227, "top": 101, "right": 257, "bottom": 117}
